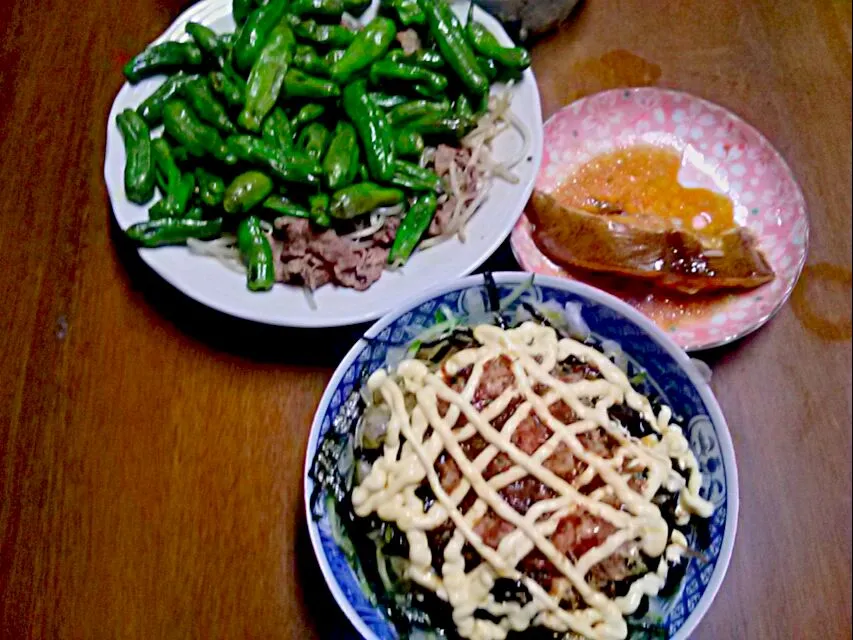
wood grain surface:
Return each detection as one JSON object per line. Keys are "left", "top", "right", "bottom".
{"left": 1, "top": 0, "right": 850, "bottom": 638}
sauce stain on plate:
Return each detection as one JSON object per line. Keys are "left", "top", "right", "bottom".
{"left": 553, "top": 145, "right": 736, "bottom": 236}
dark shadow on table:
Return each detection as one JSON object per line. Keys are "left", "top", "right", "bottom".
{"left": 110, "top": 214, "right": 522, "bottom": 368}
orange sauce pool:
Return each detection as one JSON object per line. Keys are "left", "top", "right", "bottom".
{"left": 554, "top": 145, "right": 736, "bottom": 237}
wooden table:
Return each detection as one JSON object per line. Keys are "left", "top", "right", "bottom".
{"left": 1, "top": 0, "right": 850, "bottom": 637}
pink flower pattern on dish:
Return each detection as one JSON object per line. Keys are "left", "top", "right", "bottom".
{"left": 511, "top": 88, "right": 809, "bottom": 351}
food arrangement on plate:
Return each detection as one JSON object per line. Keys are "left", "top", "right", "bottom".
{"left": 511, "top": 89, "right": 808, "bottom": 350}
{"left": 305, "top": 274, "right": 736, "bottom": 640}
{"left": 109, "top": 0, "right": 537, "bottom": 302}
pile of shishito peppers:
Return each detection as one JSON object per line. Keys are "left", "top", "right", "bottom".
{"left": 118, "top": 0, "right": 531, "bottom": 292}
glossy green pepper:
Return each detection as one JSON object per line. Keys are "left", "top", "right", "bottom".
{"left": 290, "top": 103, "right": 326, "bottom": 129}
{"left": 162, "top": 99, "right": 229, "bottom": 160}
{"left": 124, "top": 41, "right": 203, "bottom": 84}
{"left": 226, "top": 135, "right": 323, "bottom": 185}
{"left": 386, "top": 48, "right": 444, "bottom": 70}
{"left": 262, "top": 194, "right": 330, "bottom": 226}
{"left": 233, "top": 0, "right": 254, "bottom": 27}
{"left": 283, "top": 68, "right": 341, "bottom": 99}
{"left": 323, "top": 121, "right": 360, "bottom": 190}
{"left": 453, "top": 92, "right": 475, "bottom": 124}
{"left": 137, "top": 73, "right": 195, "bottom": 126}
{"left": 309, "top": 192, "right": 331, "bottom": 219}
{"left": 297, "top": 122, "right": 331, "bottom": 161}
{"left": 369, "top": 92, "right": 410, "bottom": 109}
{"left": 182, "top": 77, "right": 237, "bottom": 133}
{"left": 150, "top": 138, "right": 194, "bottom": 218}
{"left": 224, "top": 170, "right": 275, "bottom": 214}
{"left": 184, "top": 205, "right": 205, "bottom": 220}
{"left": 343, "top": 79, "right": 396, "bottom": 181}
{"left": 393, "top": 128, "right": 425, "bottom": 158}
{"left": 126, "top": 217, "right": 223, "bottom": 247}
{"left": 329, "top": 182, "right": 405, "bottom": 219}
{"left": 331, "top": 17, "right": 397, "bottom": 84}
{"left": 387, "top": 99, "right": 451, "bottom": 126}
{"left": 239, "top": 21, "right": 296, "bottom": 131}
{"left": 466, "top": 18, "right": 531, "bottom": 71}
{"left": 383, "top": 0, "right": 425, "bottom": 26}
{"left": 195, "top": 167, "right": 226, "bottom": 206}
{"left": 150, "top": 173, "right": 195, "bottom": 219}
{"left": 324, "top": 49, "right": 346, "bottom": 68}
{"left": 388, "top": 192, "right": 437, "bottom": 263}
{"left": 418, "top": 0, "right": 488, "bottom": 95}
{"left": 116, "top": 109, "right": 155, "bottom": 204}
{"left": 344, "top": 0, "right": 372, "bottom": 15}
{"left": 233, "top": 0, "right": 289, "bottom": 72}
{"left": 209, "top": 71, "right": 245, "bottom": 107}
{"left": 290, "top": 0, "right": 346, "bottom": 19}
{"left": 404, "top": 114, "right": 469, "bottom": 137}
{"left": 368, "top": 59, "right": 448, "bottom": 95}
{"left": 293, "top": 20, "right": 356, "bottom": 48}
{"left": 186, "top": 22, "right": 229, "bottom": 66}
{"left": 391, "top": 158, "right": 442, "bottom": 191}
{"left": 236, "top": 216, "right": 276, "bottom": 291}
{"left": 293, "top": 45, "right": 330, "bottom": 77}
{"left": 261, "top": 107, "right": 294, "bottom": 151}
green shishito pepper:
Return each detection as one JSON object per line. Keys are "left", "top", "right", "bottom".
{"left": 329, "top": 182, "right": 404, "bottom": 219}
{"left": 233, "top": 0, "right": 289, "bottom": 72}
{"left": 233, "top": 0, "right": 254, "bottom": 27}
{"left": 239, "top": 21, "right": 296, "bottom": 131}
{"left": 386, "top": 49, "right": 444, "bottom": 70}
{"left": 283, "top": 68, "right": 340, "bottom": 99}
{"left": 124, "top": 41, "right": 203, "bottom": 84}
{"left": 150, "top": 173, "right": 195, "bottom": 219}
{"left": 389, "top": 192, "right": 437, "bottom": 263}
{"left": 261, "top": 107, "right": 294, "bottom": 151}
{"left": 297, "top": 122, "right": 331, "bottom": 161}
{"left": 418, "top": 0, "right": 488, "bottom": 96}
{"left": 185, "top": 22, "right": 229, "bottom": 66}
{"left": 404, "top": 114, "right": 469, "bottom": 137}
{"left": 389, "top": 158, "right": 442, "bottom": 192}
{"left": 290, "top": 0, "right": 346, "bottom": 19}
{"left": 224, "top": 171, "right": 275, "bottom": 214}
{"left": 195, "top": 167, "right": 226, "bottom": 207}
{"left": 293, "top": 20, "right": 356, "bottom": 48}
{"left": 126, "top": 217, "right": 223, "bottom": 247}
{"left": 293, "top": 45, "right": 329, "bottom": 77}
{"left": 236, "top": 216, "right": 275, "bottom": 291}
{"left": 323, "top": 121, "right": 360, "bottom": 190}
{"left": 369, "top": 60, "right": 448, "bottom": 96}
{"left": 262, "top": 195, "right": 331, "bottom": 226}
{"left": 182, "top": 77, "right": 237, "bottom": 134}
{"left": 290, "top": 103, "right": 326, "bottom": 129}
{"left": 393, "top": 128, "right": 425, "bottom": 158}
{"left": 466, "top": 20, "right": 531, "bottom": 71}
{"left": 116, "top": 109, "right": 155, "bottom": 204}
{"left": 369, "top": 92, "right": 409, "bottom": 110}
{"left": 387, "top": 99, "right": 451, "bottom": 126}
{"left": 309, "top": 192, "right": 331, "bottom": 220}
{"left": 162, "top": 100, "right": 229, "bottom": 160}
{"left": 331, "top": 17, "right": 396, "bottom": 84}
{"left": 226, "top": 135, "right": 323, "bottom": 185}
{"left": 209, "top": 71, "right": 245, "bottom": 107}
{"left": 384, "top": 0, "right": 425, "bottom": 26}
{"left": 343, "top": 79, "right": 395, "bottom": 181}
{"left": 149, "top": 138, "right": 195, "bottom": 218}
{"left": 137, "top": 73, "right": 195, "bottom": 126}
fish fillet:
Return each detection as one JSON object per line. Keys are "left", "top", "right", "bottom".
{"left": 527, "top": 191, "right": 775, "bottom": 294}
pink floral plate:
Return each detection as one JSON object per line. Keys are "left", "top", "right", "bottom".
{"left": 511, "top": 88, "right": 809, "bottom": 351}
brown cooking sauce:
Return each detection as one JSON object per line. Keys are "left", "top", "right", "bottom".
{"left": 553, "top": 145, "right": 736, "bottom": 237}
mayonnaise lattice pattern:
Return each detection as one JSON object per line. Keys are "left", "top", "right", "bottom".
{"left": 352, "top": 322, "right": 713, "bottom": 640}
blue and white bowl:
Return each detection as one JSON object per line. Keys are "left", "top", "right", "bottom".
{"left": 304, "top": 273, "right": 739, "bottom": 639}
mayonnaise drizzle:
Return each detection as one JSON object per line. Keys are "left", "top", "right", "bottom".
{"left": 352, "top": 323, "right": 714, "bottom": 640}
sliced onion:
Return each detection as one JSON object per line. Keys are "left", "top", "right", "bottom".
{"left": 563, "top": 302, "right": 591, "bottom": 341}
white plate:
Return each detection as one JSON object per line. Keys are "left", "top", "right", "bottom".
{"left": 105, "top": 0, "right": 543, "bottom": 327}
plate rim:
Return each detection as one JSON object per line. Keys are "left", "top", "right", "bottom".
{"left": 510, "top": 86, "right": 810, "bottom": 352}
{"left": 104, "top": 0, "right": 544, "bottom": 329}
{"left": 303, "top": 271, "right": 740, "bottom": 640}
